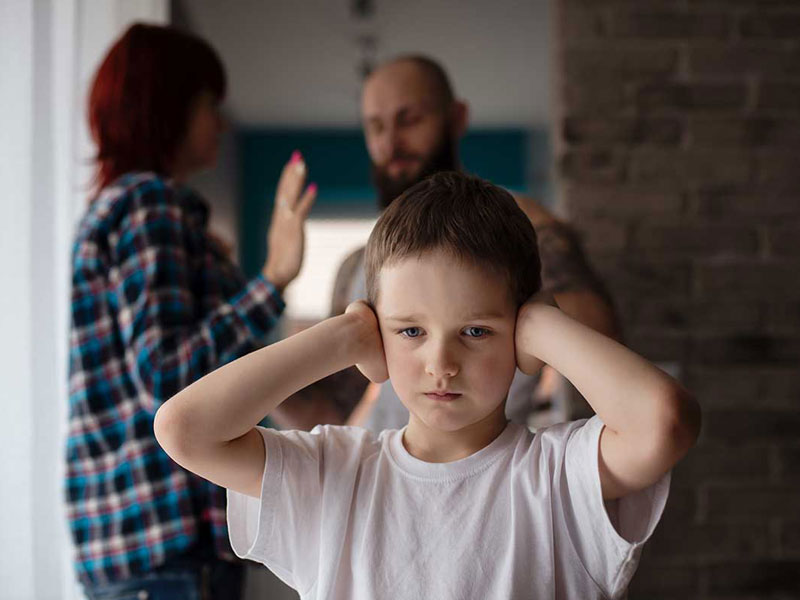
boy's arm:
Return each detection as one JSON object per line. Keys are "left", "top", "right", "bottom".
{"left": 515, "top": 302, "right": 701, "bottom": 501}
{"left": 154, "top": 304, "right": 387, "bottom": 498}
{"left": 269, "top": 247, "right": 371, "bottom": 430}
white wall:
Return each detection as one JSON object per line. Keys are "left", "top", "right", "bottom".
{"left": 178, "top": 0, "right": 551, "bottom": 127}
{"left": 0, "top": 2, "right": 36, "bottom": 593}
{"left": 182, "top": 0, "right": 552, "bottom": 322}
{"left": 0, "top": 2, "right": 168, "bottom": 598}
{"left": 188, "top": 130, "right": 242, "bottom": 257}
{"left": 284, "top": 218, "right": 376, "bottom": 320}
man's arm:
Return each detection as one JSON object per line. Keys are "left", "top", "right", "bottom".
{"left": 511, "top": 193, "right": 620, "bottom": 340}
{"left": 154, "top": 308, "right": 385, "bottom": 498}
{"left": 536, "top": 221, "right": 620, "bottom": 339}
{"left": 515, "top": 302, "right": 701, "bottom": 501}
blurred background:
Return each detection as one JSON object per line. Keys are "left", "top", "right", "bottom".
{"left": 175, "top": 0, "right": 554, "bottom": 327}
{"left": 2, "top": 0, "right": 799, "bottom": 598}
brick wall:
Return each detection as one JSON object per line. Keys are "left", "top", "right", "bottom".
{"left": 555, "top": 1, "right": 800, "bottom": 597}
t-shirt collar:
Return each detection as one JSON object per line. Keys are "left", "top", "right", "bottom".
{"left": 385, "top": 421, "right": 522, "bottom": 481}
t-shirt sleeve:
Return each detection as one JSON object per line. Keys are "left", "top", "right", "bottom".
{"left": 553, "top": 416, "right": 670, "bottom": 599}
{"left": 226, "top": 424, "right": 375, "bottom": 596}
{"left": 226, "top": 426, "right": 326, "bottom": 595}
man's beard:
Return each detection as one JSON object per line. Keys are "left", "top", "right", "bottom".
{"left": 370, "top": 131, "right": 459, "bottom": 210}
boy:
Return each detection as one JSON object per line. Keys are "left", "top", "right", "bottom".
{"left": 155, "top": 172, "right": 700, "bottom": 599}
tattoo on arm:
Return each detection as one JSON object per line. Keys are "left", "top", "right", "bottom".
{"left": 535, "top": 221, "right": 614, "bottom": 306}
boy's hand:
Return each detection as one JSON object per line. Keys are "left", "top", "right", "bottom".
{"left": 345, "top": 300, "right": 389, "bottom": 384}
{"left": 515, "top": 291, "right": 559, "bottom": 375}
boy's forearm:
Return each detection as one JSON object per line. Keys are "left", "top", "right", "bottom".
{"left": 517, "top": 304, "right": 698, "bottom": 441}
{"left": 552, "top": 290, "right": 619, "bottom": 341}
{"left": 156, "top": 313, "right": 362, "bottom": 449}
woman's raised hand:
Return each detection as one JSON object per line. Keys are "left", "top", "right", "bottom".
{"left": 262, "top": 151, "right": 317, "bottom": 292}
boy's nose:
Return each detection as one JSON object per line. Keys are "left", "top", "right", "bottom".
{"left": 424, "top": 344, "right": 459, "bottom": 380}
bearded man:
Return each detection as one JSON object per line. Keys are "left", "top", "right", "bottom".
{"left": 272, "top": 55, "right": 617, "bottom": 431}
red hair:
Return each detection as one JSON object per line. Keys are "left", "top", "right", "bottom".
{"left": 88, "top": 23, "right": 226, "bottom": 196}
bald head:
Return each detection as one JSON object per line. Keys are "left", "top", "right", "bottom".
{"left": 364, "top": 55, "right": 455, "bottom": 109}
{"left": 361, "top": 55, "right": 467, "bottom": 209}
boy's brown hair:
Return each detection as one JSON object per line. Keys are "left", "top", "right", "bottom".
{"left": 365, "top": 171, "right": 541, "bottom": 307}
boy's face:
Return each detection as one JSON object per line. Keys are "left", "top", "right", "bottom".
{"left": 376, "top": 249, "right": 518, "bottom": 434}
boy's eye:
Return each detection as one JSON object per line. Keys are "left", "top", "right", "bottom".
{"left": 399, "top": 327, "right": 423, "bottom": 339}
{"left": 463, "top": 327, "right": 490, "bottom": 338}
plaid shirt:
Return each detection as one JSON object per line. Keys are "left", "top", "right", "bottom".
{"left": 66, "top": 172, "right": 284, "bottom": 586}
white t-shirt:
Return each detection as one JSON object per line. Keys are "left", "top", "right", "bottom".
{"left": 227, "top": 416, "right": 670, "bottom": 600}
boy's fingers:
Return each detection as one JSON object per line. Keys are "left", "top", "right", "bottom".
{"left": 345, "top": 299, "right": 366, "bottom": 313}
{"left": 345, "top": 300, "right": 387, "bottom": 383}
{"left": 365, "top": 363, "right": 390, "bottom": 384}
{"left": 345, "top": 299, "right": 376, "bottom": 319}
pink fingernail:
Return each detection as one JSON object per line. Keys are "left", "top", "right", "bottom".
{"left": 308, "top": 183, "right": 318, "bottom": 193}
{"left": 289, "top": 150, "right": 302, "bottom": 164}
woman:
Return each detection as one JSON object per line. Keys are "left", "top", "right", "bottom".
{"left": 66, "top": 23, "right": 314, "bottom": 599}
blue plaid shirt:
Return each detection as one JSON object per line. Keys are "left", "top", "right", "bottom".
{"left": 66, "top": 172, "right": 284, "bottom": 586}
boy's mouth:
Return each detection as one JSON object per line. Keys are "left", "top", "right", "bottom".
{"left": 424, "top": 391, "right": 462, "bottom": 401}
